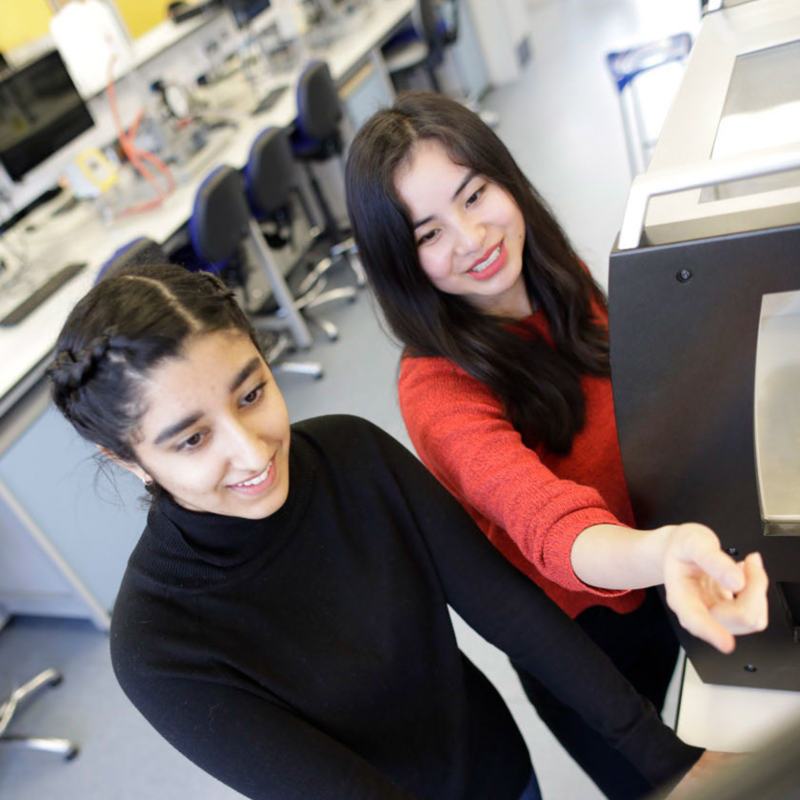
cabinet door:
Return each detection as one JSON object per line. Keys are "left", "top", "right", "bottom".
{"left": 0, "top": 477, "right": 109, "bottom": 628}
{"left": 0, "top": 389, "right": 146, "bottom": 624}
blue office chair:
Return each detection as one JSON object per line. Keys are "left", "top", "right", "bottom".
{"left": 606, "top": 32, "right": 692, "bottom": 176}
{"left": 0, "top": 668, "right": 78, "bottom": 760}
{"left": 290, "top": 60, "right": 366, "bottom": 296}
{"left": 245, "top": 125, "right": 356, "bottom": 342}
{"left": 96, "top": 237, "right": 170, "bottom": 284}
{"left": 381, "top": 0, "right": 498, "bottom": 126}
{"left": 382, "top": 0, "right": 449, "bottom": 93}
{"left": 189, "top": 164, "right": 324, "bottom": 378}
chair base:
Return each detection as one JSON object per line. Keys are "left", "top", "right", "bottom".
{"left": 297, "top": 246, "right": 367, "bottom": 298}
{"left": 0, "top": 736, "right": 79, "bottom": 760}
{"left": 259, "top": 331, "right": 323, "bottom": 379}
{"left": 461, "top": 96, "right": 500, "bottom": 128}
{"left": 325, "top": 240, "right": 367, "bottom": 289}
{"left": 298, "top": 281, "right": 358, "bottom": 342}
{"left": 304, "top": 313, "right": 340, "bottom": 342}
{"left": 273, "top": 361, "right": 324, "bottom": 379}
{"left": 292, "top": 159, "right": 367, "bottom": 294}
{"left": 0, "top": 668, "right": 78, "bottom": 761}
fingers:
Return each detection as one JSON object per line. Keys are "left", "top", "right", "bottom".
{"left": 665, "top": 549, "right": 769, "bottom": 653}
{"left": 665, "top": 576, "right": 736, "bottom": 653}
{"left": 661, "top": 525, "right": 769, "bottom": 652}
{"left": 663, "top": 525, "right": 737, "bottom": 651}
{"left": 710, "top": 553, "right": 769, "bottom": 635}
{"left": 674, "top": 525, "right": 745, "bottom": 593}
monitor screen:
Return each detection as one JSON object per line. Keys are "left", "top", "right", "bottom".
{"left": 0, "top": 50, "right": 94, "bottom": 183}
{"left": 224, "top": 0, "right": 271, "bottom": 27}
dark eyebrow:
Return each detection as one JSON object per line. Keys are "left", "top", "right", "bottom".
{"left": 154, "top": 413, "right": 203, "bottom": 446}
{"left": 412, "top": 215, "right": 433, "bottom": 231}
{"left": 452, "top": 170, "right": 477, "bottom": 201}
{"left": 411, "top": 170, "right": 478, "bottom": 230}
{"left": 229, "top": 357, "right": 262, "bottom": 392}
{"left": 153, "top": 358, "right": 263, "bottom": 445}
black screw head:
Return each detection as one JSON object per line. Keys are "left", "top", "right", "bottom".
{"left": 744, "top": 664, "right": 758, "bottom": 673}
{"left": 677, "top": 269, "right": 693, "bottom": 283}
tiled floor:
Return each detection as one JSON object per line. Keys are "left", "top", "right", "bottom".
{"left": 0, "top": 2, "right": 701, "bottom": 798}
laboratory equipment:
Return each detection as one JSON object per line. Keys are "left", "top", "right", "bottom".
{"left": 609, "top": 0, "right": 800, "bottom": 691}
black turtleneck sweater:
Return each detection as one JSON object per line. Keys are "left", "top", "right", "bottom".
{"left": 110, "top": 415, "right": 702, "bottom": 800}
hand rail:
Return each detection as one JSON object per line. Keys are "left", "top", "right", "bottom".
{"left": 617, "top": 146, "right": 800, "bottom": 251}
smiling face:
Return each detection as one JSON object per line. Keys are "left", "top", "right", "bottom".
{"left": 394, "top": 139, "right": 531, "bottom": 318}
{"left": 125, "top": 330, "right": 291, "bottom": 519}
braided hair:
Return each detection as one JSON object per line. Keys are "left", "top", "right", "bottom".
{"left": 48, "top": 264, "right": 260, "bottom": 467}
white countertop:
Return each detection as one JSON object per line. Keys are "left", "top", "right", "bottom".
{"left": 677, "top": 658, "right": 800, "bottom": 752}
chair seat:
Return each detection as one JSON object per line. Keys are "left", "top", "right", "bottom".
{"left": 383, "top": 40, "right": 430, "bottom": 74}
{"left": 290, "top": 129, "right": 342, "bottom": 162}
{"left": 290, "top": 129, "right": 323, "bottom": 159}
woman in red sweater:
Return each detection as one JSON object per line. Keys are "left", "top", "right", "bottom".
{"left": 345, "top": 92, "right": 768, "bottom": 800}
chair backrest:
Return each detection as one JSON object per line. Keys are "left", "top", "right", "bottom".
{"left": 605, "top": 32, "right": 692, "bottom": 92}
{"left": 245, "top": 127, "right": 296, "bottom": 218}
{"left": 189, "top": 165, "right": 250, "bottom": 271}
{"left": 413, "top": 0, "right": 439, "bottom": 45}
{"left": 440, "top": 0, "right": 459, "bottom": 46}
{"left": 295, "top": 60, "right": 342, "bottom": 142}
{"left": 96, "top": 237, "right": 169, "bottom": 284}
{"left": 412, "top": 0, "right": 458, "bottom": 64}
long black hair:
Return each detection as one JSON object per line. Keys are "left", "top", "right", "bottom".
{"left": 48, "top": 264, "right": 261, "bottom": 484}
{"left": 345, "top": 91, "right": 609, "bottom": 454}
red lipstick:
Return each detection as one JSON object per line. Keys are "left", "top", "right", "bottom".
{"left": 468, "top": 241, "right": 507, "bottom": 281}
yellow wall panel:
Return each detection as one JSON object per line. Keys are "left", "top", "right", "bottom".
{"left": 114, "top": 0, "right": 169, "bottom": 39}
{"left": 0, "top": 0, "right": 53, "bottom": 54}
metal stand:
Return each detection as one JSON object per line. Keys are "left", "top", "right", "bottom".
{"left": 0, "top": 668, "right": 78, "bottom": 760}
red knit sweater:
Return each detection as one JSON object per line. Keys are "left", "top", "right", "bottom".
{"left": 398, "top": 310, "right": 645, "bottom": 619}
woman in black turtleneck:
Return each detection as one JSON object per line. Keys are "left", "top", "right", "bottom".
{"left": 47, "top": 264, "right": 750, "bottom": 800}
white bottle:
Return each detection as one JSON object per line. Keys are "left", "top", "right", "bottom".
{"left": 49, "top": 0, "right": 134, "bottom": 97}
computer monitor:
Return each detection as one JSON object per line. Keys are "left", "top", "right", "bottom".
{"left": 0, "top": 50, "right": 94, "bottom": 184}
{"left": 223, "top": 0, "right": 272, "bottom": 28}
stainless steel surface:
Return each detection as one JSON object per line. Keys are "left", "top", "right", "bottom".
{"left": 754, "top": 290, "right": 800, "bottom": 530}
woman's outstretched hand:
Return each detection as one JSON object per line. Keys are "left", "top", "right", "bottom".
{"left": 571, "top": 521, "right": 768, "bottom": 651}
{"left": 661, "top": 524, "right": 768, "bottom": 653}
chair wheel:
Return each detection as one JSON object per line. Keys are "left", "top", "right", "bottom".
{"left": 65, "top": 746, "right": 79, "bottom": 761}
{"left": 48, "top": 674, "right": 63, "bottom": 688}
